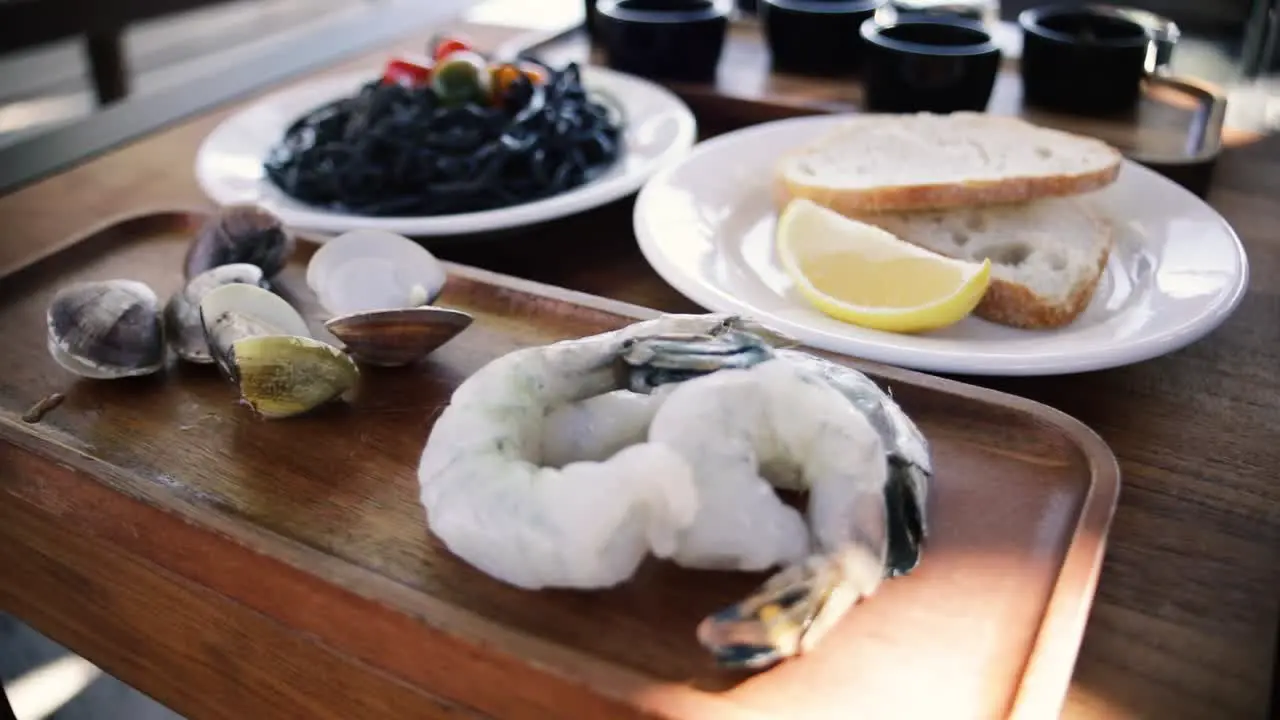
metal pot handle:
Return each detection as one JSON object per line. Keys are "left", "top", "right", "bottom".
{"left": 1108, "top": 6, "right": 1180, "bottom": 75}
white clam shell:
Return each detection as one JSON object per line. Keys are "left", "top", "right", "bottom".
{"left": 305, "top": 229, "right": 447, "bottom": 316}
{"left": 198, "top": 283, "right": 313, "bottom": 381}
{"left": 199, "top": 283, "right": 311, "bottom": 340}
{"left": 166, "top": 263, "right": 267, "bottom": 364}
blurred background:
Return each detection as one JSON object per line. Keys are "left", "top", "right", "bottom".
{"left": 997, "top": 0, "right": 1280, "bottom": 130}
{"left": 1, "top": 0, "right": 1277, "bottom": 718}
{"left": 0, "top": 0, "right": 360, "bottom": 150}
{"left": 1, "top": 0, "right": 1277, "bottom": 152}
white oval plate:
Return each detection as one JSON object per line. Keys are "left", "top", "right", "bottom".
{"left": 195, "top": 66, "right": 697, "bottom": 237}
{"left": 633, "top": 115, "right": 1250, "bottom": 377}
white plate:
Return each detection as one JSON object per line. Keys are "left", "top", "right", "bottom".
{"left": 633, "top": 115, "right": 1250, "bottom": 377}
{"left": 195, "top": 66, "right": 697, "bottom": 237}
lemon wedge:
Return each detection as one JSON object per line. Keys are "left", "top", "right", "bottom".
{"left": 777, "top": 199, "right": 991, "bottom": 334}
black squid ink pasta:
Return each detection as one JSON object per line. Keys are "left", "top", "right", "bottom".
{"left": 262, "top": 55, "right": 624, "bottom": 217}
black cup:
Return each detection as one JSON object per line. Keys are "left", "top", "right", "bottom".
{"left": 1019, "top": 4, "right": 1163, "bottom": 116}
{"left": 886, "top": 0, "right": 989, "bottom": 23}
{"left": 759, "top": 0, "right": 886, "bottom": 77}
{"left": 860, "top": 17, "right": 1001, "bottom": 113}
{"left": 596, "top": 0, "right": 732, "bottom": 83}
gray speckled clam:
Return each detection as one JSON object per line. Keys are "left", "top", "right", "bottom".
{"left": 45, "top": 279, "right": 166, "bottom": 379}
{"left": 164, "top": 263, "right": 267, "bottom": 364}
{"left": 184, "top": 205, "right": 296, "bottom": 280}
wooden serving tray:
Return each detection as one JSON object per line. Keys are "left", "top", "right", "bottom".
{"left": 527, "top": 22, "right": 1227, "bottom": 197}
{"left": 0, "top": 211, "right": 1120, "bottom": 720}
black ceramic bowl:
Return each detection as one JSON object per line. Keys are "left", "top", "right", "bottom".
{"left": 860, "top": 17, "right": 1000, "bottom": 113}
{"left": 886, "top": 0, "right": 989, "bottom": 23}
{"left": 596, "top": 0, "right": 732, "bottom": 83}
{"left": 759, "top": 0, "right": 886, "bottom": 77}
{"left": 1019, "top": 4, "right": 1156, "bottom": 116}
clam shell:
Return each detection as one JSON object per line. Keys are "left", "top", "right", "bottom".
{"left": 198, "top": 283, "right": 311, "bottom": 381}
{"left": 324, "top": 306, "right": 474, "bottom": 367}
{"left": 305, "top": 229, "right": 447, "bottom": 316}
{"left": 46, "top": 279, "right": 165, "bottom": 379}
{"left": 184, "top": 205, "right": 295, "bottom": 280}
{"left": 229, "top": 334, "right": 360, "bottom": 419}
{"left": 164, "top": 263, "right": 267, "bottom": 364}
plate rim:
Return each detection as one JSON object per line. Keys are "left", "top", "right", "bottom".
{"left": 632, "top": 114, "right": 1251, "bottom": 377}
{"left": 194, "top": 65, "right": 698, "bottom": 237}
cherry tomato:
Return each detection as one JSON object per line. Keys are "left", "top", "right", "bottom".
{"left": 381, "top": 58, "right": 432, "bottom": 88}
{"left": 433, "top": 36, "right": 473, "bottom": 63}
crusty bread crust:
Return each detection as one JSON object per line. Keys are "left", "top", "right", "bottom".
{"left": 845, "top": 203, "right": 1115, "bottom": 330}
{"left": 775, "top": 162, "right": 1122, "bottom": 215}
{"left": 973, "top": 236, "right": 1112, "bottom": 330}
{"left": 773, "top": 113, "right": 1125, "bottom": 213}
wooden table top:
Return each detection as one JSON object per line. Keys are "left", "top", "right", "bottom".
{"left": 0, "top": 3, "right": 1277, "bottom": 719}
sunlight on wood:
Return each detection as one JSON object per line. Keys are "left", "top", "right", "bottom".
{"left": 465, "top": 0, "right": 581, "bottom": 32}
{"left": 3, "top": 655, "right": 102, "bottom": 720}
{"left": 1060, "top": 679, "right": 1139, "bottom": 719}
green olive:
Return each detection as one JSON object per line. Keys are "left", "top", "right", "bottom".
{"left": 431, "top": 50, "right": 492, "bottom": 107}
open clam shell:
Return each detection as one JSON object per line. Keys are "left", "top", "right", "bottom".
{"left": 198, "top": 283, "right": 311, "bottom": 381}
{"left": 46, "top": 279, "right": 165, "bottom": 379}
{"left": 324, "top": 306, "right": 474, "bottom": 367}
{"left": 164, "top": 263, "right": 267, "bottom": 364}
{"left": 305, "top": 229, "right": 448, "bottom": 316}
{"left": 229, "top": 334, "right": 360, "bottom": 419}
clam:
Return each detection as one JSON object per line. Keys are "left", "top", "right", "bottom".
{"left": 197, "top": 283, "right": 311, "bottom": 381}
{"left": 46, "top": 280, "right": 166, "bottom": 379}
{"left": 184, "top": 204, "right": 296, "bottom": 280}
{"left": 324, "top": 306, "right": 474, "bottom": 367}
{"left": 228, "top": 335, "right": 360, "bottom": 419}
{"left": 164, "top": 263, "right": 267, "bottom": 364}
{"left": 305, "top": 229, "right": 447, "bottom": 316}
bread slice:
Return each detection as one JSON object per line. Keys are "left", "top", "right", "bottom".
{"left": 853, "top": 197, "right": 1114, "bottom": 330}
{"left": 775, "top": 113, "right": 1124, "bottom": 214}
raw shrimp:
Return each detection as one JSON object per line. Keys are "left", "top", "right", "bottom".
{"left": 418, "top": 312, "right": 930, "bottom": 671}
{"left": 618, "top": 333, "right": 931, "bottom": 670}
{"left": 540, "top": 390, "right": 664, "bottom": 467}
{"left": 416, "top": 313, "right": 792, "bottom": 591}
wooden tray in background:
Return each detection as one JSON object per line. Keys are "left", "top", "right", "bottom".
{"left": 526, "top": 23, "right": 1227, "bottom": 197}
{"left": 0, "top": 211, "right": 1120, "bottom": 720}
